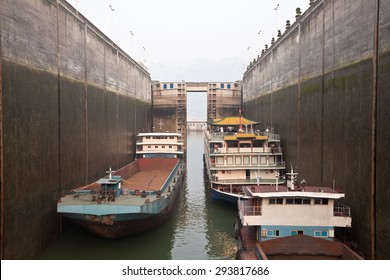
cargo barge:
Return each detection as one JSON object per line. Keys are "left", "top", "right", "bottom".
{"left": 57, "top": 132, "right": 186, "bottom": 239}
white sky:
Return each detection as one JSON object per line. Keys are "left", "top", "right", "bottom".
{"left": 68, "top": 0, "right": 310, "bottom": 81}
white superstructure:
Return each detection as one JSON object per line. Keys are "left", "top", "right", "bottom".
{"left": 136, "top": 132, "right": 184, "bottom": 158}
{"left": 203, "top": 116, "right": 285, "bottom": 202}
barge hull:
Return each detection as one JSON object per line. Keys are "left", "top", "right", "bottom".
{"left": 63, "top": 168, "right": 184, "bottom": 239}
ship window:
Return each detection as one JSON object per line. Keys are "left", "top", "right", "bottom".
{"left": 170, "top": 83, "right": 174, "bottom": 88}
{"left": 155, "top": 146, "right": 158, "bottom": 148}
{"left": 314, "top": 230, "right": 329, "bottom": 237}
{"left": 227, "top": 156, "right": 234, "bottom": 165}
{"left": 314, "top": 198, "right": 328, "bottom": 205}
{"left": 227, "top": 141, "right": 238, "bottom": 148}
{"left": 253, "top": 141, "right": 262, "bottom": 147}
{"left": 269, "top": 198, "right": 283, "bottom": 204}
{"left": 303, "top": 199, "right": 311, "bottom": 204}
{"left": 221, "top": 83, "right": 224, "bottom": 88}
{"left": 235, "top": 156, "right": 242, "bottom": 164}
{"left": 251, "top": 156, "right": 258, "bottom": 165}
{"left": 148, "top": 146, "right": 151, "bottom": 149}
{"left": 240, "top": 143, "right": 251, "bottom": 148}
{"left": 286, "top": 198, "right": 294, "bottom": 204}
{"left": 227, "top": 84, "right": 231, "bottom": 89}
{"left": 286, "top": 198, "right": 310, "bottom": 204}
{"left": 162, "top": 146, "right": 165, "bottom": 149}
{"left": 217, "top": 157, "right": 224, "bottom": 165}
{"left": 295, "top": 199, "right": 302, "bottom": 204}
{"left": 266, "top": 230, "right": 280, "bottom": 237}
{"left": 260, "top": 156, "right": 267, "bottom": 165}
{"left": 243, "top": 156, "right": 250, "bottom": 165}
{"left": 291, "top": 230, "right": 304, "bottom": 236}
{"left": 163, "top": 84, "right": 167, "bottom": 89}
{"left": 146, "top": 136, "right": 150, "bottom": 139}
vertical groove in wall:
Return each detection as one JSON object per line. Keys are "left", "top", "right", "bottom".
{"left": 56, "top": 0, "right": 61, "bottom": 200}
{"left": 115, "top": 51, "right": 119, "bottom": 170}
{"left": 370, "top": 0, "right": 380, "bottom": 260}
{"left": 150, "top": 81, "right": 154, "bottom": 131}
{"left": 134, "top": 77, "right": 137, "bottom": 140}
{"left": 84, "top": 24, "right": 88, "bottom": 185}
{"left": 297, "top": 22, "right": 301, "bottom": 172}
{"left": 321, "top": 1, "right": 325, "bottom": 186}
{"left": 0, "top": 0, "right": 4, "bottom": 260}
{"left": 270, "top": 50, "right": 273, "bottom": 128}
{"left": 56, "top": 0, "right": 63, "bottom": 238}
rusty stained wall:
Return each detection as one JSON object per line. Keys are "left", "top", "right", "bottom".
{"left": 0, "top": 0, "right": 151, "bottom": 259}
{"left": 207, "top": 82, "right": 242, "bottom": 121}
{"left": 152, "top": 82, "right": 187, "bottom": 137}
{"left": 243, "top": 0, "right": 390, "bottom": 259}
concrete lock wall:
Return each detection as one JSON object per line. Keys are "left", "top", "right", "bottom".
{"left": 243, "top": 0, "right": 390, "bottom": 259}
{"left": 0, "top": 0, "right": 152, "bottom": 259}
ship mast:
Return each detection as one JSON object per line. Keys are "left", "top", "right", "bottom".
{"left": 286, "top": 163, "right": 298, "bottom": 190}
{"left": 239, "top": 107, "right": 243, "bottom": 132}
{"left": 106, "top": 167, "right": 115, "bottom": 179}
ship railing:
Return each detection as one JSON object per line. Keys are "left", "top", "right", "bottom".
{"left": 270, "top": 147, "right": 283, "bottom": 153}
{"left": 334, "top": 203, "right": 351, "bottom": 217}
{"left": 239, "top": 200, "right": 262, "bottom": 216}
{"left": 204, "top": 130, "right": 212, "bottom": 140}
{"left": 71, "top": 189, "right": 93, "bottom": 195}
{"left": 207, "top": 131, "right": 280, "bottom": 141}
{"left": 213, "top": 178, "right": 285, "bottom": 185}
{"left": 136, "top": 140, "right": 184, "bottom": 145}
{"left": 265, "top": 132, "right": 280, "bottom": 140}
{"left": 210, "top": 147, "right": 283, "bottom": 154}
{"left": 209, "top": 159, "right": 285, "bottom": 168}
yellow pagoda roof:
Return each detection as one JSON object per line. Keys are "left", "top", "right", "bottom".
{"left": 255, "top": 135, "right": 268, "bottom": 140}
{"left": 210, "top": 116, "right": 260, "bottom": 126}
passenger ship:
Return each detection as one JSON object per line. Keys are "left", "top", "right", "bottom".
{"left": 203, "top": 116, "right": 285, "bottom": 203}
{"left": 57, "top": 132, "right": 185, "bottom": 239}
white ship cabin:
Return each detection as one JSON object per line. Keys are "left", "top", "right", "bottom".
{"left": 238, "top": 175, "right": 352, "bottom": 241}
{"left": 136, "top": 133, "right": 184, "bottom": 158}
{"left": 204, "top": 117, "right": 285, "bottom": 184}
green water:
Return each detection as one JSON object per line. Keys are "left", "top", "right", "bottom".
{"left": 40, "top": 131, "right": 238, "bottom": 260}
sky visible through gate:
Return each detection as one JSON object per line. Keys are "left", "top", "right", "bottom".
{"left": 187, "top": 92, "right": 207, "bottom": 121}
{"left": 67, "top": 0, "right": 310, "bottom": 82}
